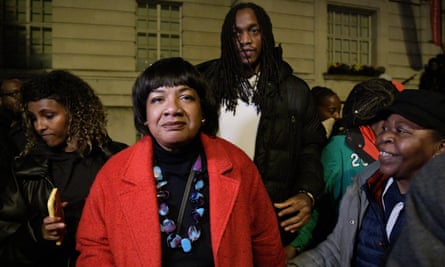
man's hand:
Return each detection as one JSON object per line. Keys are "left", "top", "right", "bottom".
{"left": 273, "top": 193, "right": 313, "bottom": 232}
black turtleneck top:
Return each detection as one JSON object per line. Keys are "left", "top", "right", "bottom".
{"left": 152, "top": 136, "right": 214, "bottom": 267}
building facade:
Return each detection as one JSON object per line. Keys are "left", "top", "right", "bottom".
{"left": 1, "top": 0, "right": 443, "bottom": 145}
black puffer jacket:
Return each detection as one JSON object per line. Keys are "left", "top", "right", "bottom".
{"left": 0, "top": 141, "right": 127, "bottom": 267}
{"left": 197, "top": 59, "right": 326, "bottom": 203}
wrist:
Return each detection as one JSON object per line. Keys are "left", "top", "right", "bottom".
{"left": 298, "top": 190, "right": 315, "bottom": 207}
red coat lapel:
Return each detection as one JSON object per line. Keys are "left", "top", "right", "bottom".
{"left": 201, "top": 135, "right": 241, "bottom": 256}
{"left": 118, "top": 137, "right": 162, "bottom": 266}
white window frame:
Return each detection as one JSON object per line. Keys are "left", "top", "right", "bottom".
{"left": 136, "top": 1, "right": 182, "bottom": 71}
{"left": 1, "top": 0, "right": 52, "bottom": 68}
{"left": 327, "top": 5, "right": 374, "bottom": 66}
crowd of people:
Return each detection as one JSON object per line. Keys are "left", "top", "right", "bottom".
{"left": 1, "top": 2, "right": 444, "bottom": 267}
{"left": 419, "top": 54, "right": 445, "bottom": 94}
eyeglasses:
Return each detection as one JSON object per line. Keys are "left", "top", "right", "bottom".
{"left": 0, "top": 91, "right": 20, "bottom": 97}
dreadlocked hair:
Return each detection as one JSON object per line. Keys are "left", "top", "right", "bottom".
{"left": 21, "top": 70, "right": 109, "bottom": 157}
{"left": 342, "top": 78, "right": 399, "bottom": 129}
{"left": 211, "top": 2, "right": 281, "bottom": 112}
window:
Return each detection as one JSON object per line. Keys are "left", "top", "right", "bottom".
{"left": 136, "top": 1, "right": 181, "bottom": 71}
{"left": 328, "top": 6, "right": 374, "bottom": 67}
{"left": 0, "top": 0, "right": 52, "bottom": 69}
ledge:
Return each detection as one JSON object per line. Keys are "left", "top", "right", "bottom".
{"left": 323, "top": 74, "right": 377, "bottom": 81}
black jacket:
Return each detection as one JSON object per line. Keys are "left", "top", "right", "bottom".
{"left": 197, "top": 59, "right": 326, "bottom": 204}
{"left": 0, "top": 140, "right": 127, "bottom": 267}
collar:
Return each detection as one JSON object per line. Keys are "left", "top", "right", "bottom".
{"left": 366, "top": 170, "right": 390, "bottom": 206}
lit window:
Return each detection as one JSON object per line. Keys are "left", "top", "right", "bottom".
{"left": 136, "top": 1, "right": 181, "bottom": 71}
{"left": 1, "top": 0, "right": 52, "bottom": 68}
{"left": 328, "top": 6, "right": 374, "bottom": 67}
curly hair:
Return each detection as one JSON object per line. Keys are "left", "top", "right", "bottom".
{"left": 205, "top": 2, "right": 281, "bottom": 112}
{"left": 21, "top": 70, "right": 109, "bottom": 156}
{"left": 342, "top": 78, "right": 399, "bottom": 129}
{"left": 132, "top": 57, "right": 219, "bottom": 136}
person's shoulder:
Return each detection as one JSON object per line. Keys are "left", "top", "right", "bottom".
{"left": 427, "top": 152, "right": 445, "bottom": 172}
{"left": 279, "top": 71, "right": 310, "bottom": 95}
{"left": 104, "top": 141, "right": 138, "bottom": 161}
{"left": 195, "top": 59, "right": 219, "bottom": 73}
{"left": 202, "top": 136, "right": 260, "bottom": 181}
{"left": 327, "top": 134, "right": 347, "bottom": 145}
{"left": 14, "top": 153, "right": 45, "bottom": 173}
{"left": 97, "top": 139, "right": 129, "bottom": 160}
{"left": 201, "top": 135, "right": 252, "bottom": 162}
{"left": 414, "top": 152, "right": 445, "bottom": 186}
{"left": 285, "top": 75, "right": 309, "bottom": 90}
{"left": 360, "top": 161, "right": 381, "bottom": 182}
{"left": 322, "top": 134, "right": 348, "bottom": 159}
{"left": 278, "top": 60, "right": 307, "bottom": 83}
{"left": 203, "top": 134, "right": 241, "bottom": 152}
{"left": 95, "top": 141, "right": 143, "bottom": 180}
{"left": 106, "top": 140, "right": 128, "bottom": 154}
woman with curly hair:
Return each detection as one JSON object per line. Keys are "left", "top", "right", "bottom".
{"left": 0, "top": 70, "right": 127, "bottom": 267}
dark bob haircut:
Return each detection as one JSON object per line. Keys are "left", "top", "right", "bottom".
{"left": 132, "top": 57, "right": 218, "bottom": 136}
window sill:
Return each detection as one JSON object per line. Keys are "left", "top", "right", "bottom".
{"left": 323, "top": 74, "right": 377, "bottom": 81}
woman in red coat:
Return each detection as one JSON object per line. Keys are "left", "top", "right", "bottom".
{"left": 76, "top": 57, "right": 285, "bottom": 267}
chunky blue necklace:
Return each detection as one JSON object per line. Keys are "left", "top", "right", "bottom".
{"left": 154, "top": 155, "right": 205, "bottom": 253}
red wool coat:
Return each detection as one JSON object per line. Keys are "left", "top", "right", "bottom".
{"left": 76, "top": 134, "right": 285, "bottom": 267}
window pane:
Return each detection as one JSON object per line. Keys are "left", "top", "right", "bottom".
{"left": 350, "top": 40, "right": 357, "bottom": 51}
{"left": 31, "top": 27, "right": 42, "bottom": 52}
{"left": 350, "top": 53, "right": 358, "bottom": 64}
{"left": 335, "top": 23, "right": 342, "bottom": 35}
{"left": 43, "top": 28, "right": 51, "bottom": 53}
{"left": 334, "top": 52, "right": 341, "bottom": 63}
{"left": 32, "top": 0, "right": 52, "bottom": 23}
{"left": 342, "top": 52, "right": 349, "bottom": 63}
{"left": 342, "top": 39, "right": 349, "bottom": 51}
{"left": 360, "top": 41, "right": 369, "bottom": 52}
{"left": 1, "top": 0, "right": 52, "bottom": 68}
{"left": 32, "top": 11, "right": 43, "bottom": 22}
{"left": 161, "top": 35, "right": 180, "bottom": 51}
{"left": 360, "top": 15, "right": 369, "bottom": 27}
{"left": 136, "top": 2, "right": 182, "bottom": 71}
{"left": 327, "top": 5, "right": 373, "bottom": 68}
{"left": 360, "top": 27, "right": 369, "bottom": 37}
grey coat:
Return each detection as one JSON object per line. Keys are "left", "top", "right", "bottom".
{"left": 287, "top": 161, "right": 380, "bottom": 267}
{"left": 385, "top": 153, "right": 445, "bottom": 267}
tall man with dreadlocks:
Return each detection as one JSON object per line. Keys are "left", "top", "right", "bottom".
{"left": 197, "top": 2, "right": 327, "bottom": 249}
